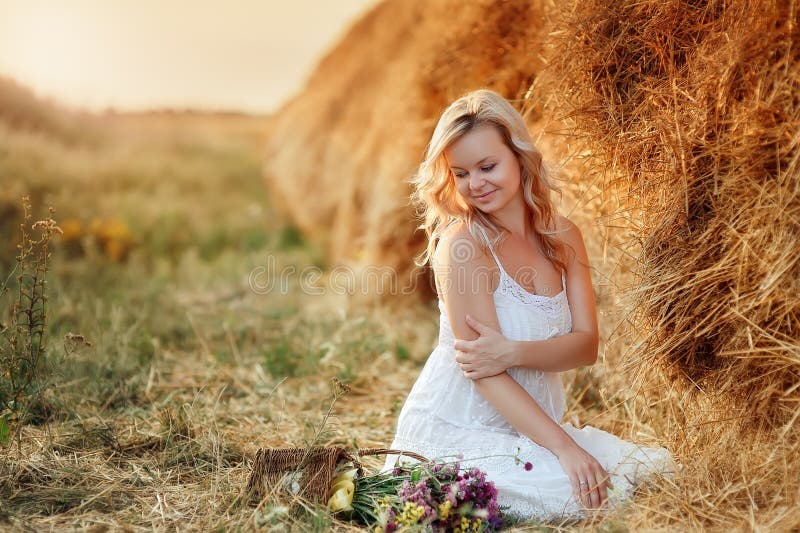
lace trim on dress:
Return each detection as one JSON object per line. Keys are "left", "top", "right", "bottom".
{"left": 495, "top": 272, "right": 566, "bottom": 317}
{"left": 475, "top": 224, "right": 568, "bottom": 315}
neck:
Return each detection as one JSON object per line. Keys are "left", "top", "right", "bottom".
{"left": 491, "top": 191, "right": 532, "bottom": 241}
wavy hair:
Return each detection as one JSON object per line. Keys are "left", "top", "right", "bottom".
{"left": 410, "top": 88, "right": 569, "bottom": 276}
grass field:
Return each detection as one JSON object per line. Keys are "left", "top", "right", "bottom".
{"left": 0, "top": 103, "right": 468, "bottom": 531}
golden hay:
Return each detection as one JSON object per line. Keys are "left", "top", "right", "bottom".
{"left": 261, "top": 0, "right": 554, "bottom": 303}
{"left": 541, "top": 0, "right": 800, "bottom": 432}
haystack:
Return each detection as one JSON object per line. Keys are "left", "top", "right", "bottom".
{"left": 261, "top": 0, "right": 554, "bottom": 302}
{"left": 542, "top": 0, "right": 800, "bottom": 431}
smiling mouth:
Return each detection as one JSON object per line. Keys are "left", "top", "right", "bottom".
{"left": 474, "top": 190, "right": 496, "bottom": 199}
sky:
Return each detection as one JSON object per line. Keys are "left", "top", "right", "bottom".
{"left": 0, "top": 0, "right": 380, "bottom": 114}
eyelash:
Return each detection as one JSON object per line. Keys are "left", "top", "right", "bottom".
{"left": 454, "top": 164, "right": 495, "bottom": 178}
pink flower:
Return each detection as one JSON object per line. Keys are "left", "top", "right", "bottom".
{"left": 524, "top": 461, "right": 533, "bottom": 471}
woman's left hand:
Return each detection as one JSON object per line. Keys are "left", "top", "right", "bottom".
{"left": 453, "top": 314, "right": 517, "bottom": 379}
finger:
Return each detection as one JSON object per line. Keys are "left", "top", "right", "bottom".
{"left": 465, "top": 314, "right": 487, "bottom": 333}
{"left": 591, "top": 470, "right": 608, "bottom": 509}
{"left": 588, "top": 475, "right": 602, "bottom": 509}
{"left": 579, "top": 478, "right": 591, "bottom": 509}
{"left": 594, "top": 466, "right": 611, "bottom": 494}
{"left": 573, "top": 471, "right": 593, "bottom": 509}
{"left": 565, "top": 470, "right": 581, "bottom": 505}
{"left": 465, "top": 314, "right": 482, "bottom": 333}
{"left": 467, "top": 369, "right": 485, "bottom": 380}
{"left": 600, "top": 470, "right": 613, "bottom": 502}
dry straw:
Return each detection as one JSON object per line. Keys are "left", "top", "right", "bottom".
{"left": 543, "top": 0, "right": 800, "bottom": 435}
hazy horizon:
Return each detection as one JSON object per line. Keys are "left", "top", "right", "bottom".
{"left": 0, "top": 0, "right": 380, "bottom": 115}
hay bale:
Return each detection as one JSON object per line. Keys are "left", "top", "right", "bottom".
{"left": 261, "top": 0, "right": 553, "bottom": 302}
{"left": 542, "top": 0, "right": 800, "bottom": 431}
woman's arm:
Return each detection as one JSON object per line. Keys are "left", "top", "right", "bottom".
{"left": 433, "top": 226, "right": 577, "bottom": 456}
{"left": 453, "top": 216, "right": 599, "bottom": 377}
{"left": 508, "top": 333, "right": 596, "bottom": 371}
{"left": 514, "top": 216, "right": 599, "bottom": 369}
{"left": 455, "top": 322, "right": 595, "bottom": 375}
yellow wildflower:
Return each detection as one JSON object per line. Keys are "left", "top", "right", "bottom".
{"left": 454, "top": 515, "right": 471, "bottom": 533}
{"left": 376, "top": 495, "right": 394, "bottom": 509}
{"left": 396, "top": 501, "right": 425, "bottom": 526}
{"left": 438, "top": 500, "right": 452, "bottom": 520}
{"left": 59, "top": 218, "right": 82, "bottom": 241}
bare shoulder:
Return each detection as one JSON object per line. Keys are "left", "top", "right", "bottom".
{"left": 433, "top": 221, "right": 489, "bottom": 268}
{"left": 433, "top": 222, "right": 500, "bottom": 338}
{"left": 555, "top": 214, "right": 589, "bottom": 267}
{"left": 432, "top": 221, "right": 495, "bottom": 299}
{"left": 555, "top": 213, "right": 581, "bottom": 236}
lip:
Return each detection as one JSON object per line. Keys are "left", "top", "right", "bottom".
{"left": 473, "top": 189, "right": 497, "bottom": 201}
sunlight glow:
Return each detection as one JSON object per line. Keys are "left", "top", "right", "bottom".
{"left": 0, "top": 0, "right": 379, "bottom": 114}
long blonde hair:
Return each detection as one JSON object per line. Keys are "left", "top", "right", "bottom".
{"left": 409, "top": 88, "right": 569, "bottom": 274}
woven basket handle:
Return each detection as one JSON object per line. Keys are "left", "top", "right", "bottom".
{"left": 355, "top": 447, "right": 431, "bottom": 463}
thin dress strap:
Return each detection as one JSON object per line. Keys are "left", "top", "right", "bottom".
{"left": 474, "top": 224, "right": 503, "bottom": 271}
{"left": 478, "top": 223, "right": 567, "bottom": 295}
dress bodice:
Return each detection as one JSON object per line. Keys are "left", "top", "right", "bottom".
{"left": 415, "top": 227, "right": 573, "bottom": 432}
{"left": 436, "top": 226, "right": 572, "bottom": 347}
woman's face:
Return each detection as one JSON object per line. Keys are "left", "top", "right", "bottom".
{"left": 444, "top": 123, "right": 522, "bottom": 214}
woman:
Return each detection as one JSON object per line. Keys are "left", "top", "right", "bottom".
{"left": 381, "top": 89, "right": 678, "bottom": 522}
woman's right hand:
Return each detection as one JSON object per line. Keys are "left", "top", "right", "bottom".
{"left": 554, "top": 442, "right": 614, "bottom": 510}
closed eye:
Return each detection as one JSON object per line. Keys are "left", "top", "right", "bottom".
{"left": 453, "top": 163, "right": 495, "bottom": 178}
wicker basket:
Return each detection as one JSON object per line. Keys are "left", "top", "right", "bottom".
{"left": 246, "top": 446, "right": 430, "bottom": 505}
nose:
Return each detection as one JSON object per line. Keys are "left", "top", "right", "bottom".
{"left": 468, "top": 172, "right": 486, "bottom": 191}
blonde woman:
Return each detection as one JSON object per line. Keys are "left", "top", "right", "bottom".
{"left": 382, "top": 89, "right": 677, "bottom": 522}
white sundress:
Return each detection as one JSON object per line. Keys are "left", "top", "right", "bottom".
{"left": 381, "top": 230, "right": 680, "bottom": 523}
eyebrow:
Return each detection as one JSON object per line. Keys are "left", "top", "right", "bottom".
{"left": 449, "top": 156, "right": 494, "bottom": 171}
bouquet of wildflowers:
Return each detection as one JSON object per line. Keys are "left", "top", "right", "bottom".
{"left": 327, "top": 453, "right": 531, "bottom": 532}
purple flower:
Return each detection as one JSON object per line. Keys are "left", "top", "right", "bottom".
{"left": 524, "top": 461, "right": 533, "bottom": 471}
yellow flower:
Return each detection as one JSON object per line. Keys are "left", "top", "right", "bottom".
{"left": 60, "top": 218, "right": 82, "bottom": 242}
{"left": 454, "top": 516, "right": 471, "bottom": 533}
{"left": 327, "top": 478, "right": 354, "bottom": 512}
{"left": 327, "top": 467, "right": 357, "bottom": 513}
{"left": 397, "top": 501, "right": 425, "bottom": 526}
{"left": 438, "top": 500, "right": 452, "bottom": 520}
{"left": 376, "top": 495, "right": 394, "bottom": 509}
{"left": 332, "top": 467, "right": 358, "bottom": 485}
{"left": 328, "top": 486, "right": 353, "bottom": 512}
